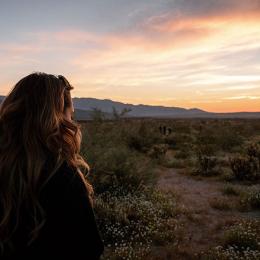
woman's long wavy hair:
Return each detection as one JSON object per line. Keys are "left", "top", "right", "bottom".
{"left": 0, "top": 72, "right": 93, "bottom": 253}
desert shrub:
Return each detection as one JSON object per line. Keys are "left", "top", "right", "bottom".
{"left": 240, "top": 189, "right": 260, "bottom": 210}
{"left": 161, "top": 158, "right": 187, "bottom": 169}
{"left": 221, "top": 185, "right": 240, "bottom": 196}
{"left": 80, "top": 122, "right": 158, "bottom": 193}
{"left": 126, "top": 121, "right": 162, "bottom": 153}
{"left": 229, "top": 155, "right": 259, "bottom": 181}
{"left": 126, "top": 132, "right": 152, "bottom": 152}
{"left": 174, "top": 143, "right": 193, "bottom": 159}
{"left": 147, "top": 144, "right": 168, "bottom": 161}
{"left": 169, "top": 120, "right": 191, "bottom": 134}
{"left": 217, "top": 157, "right": 231, "bottom": 167}
{"left": 223, "top": 220, "right": 260, "bottom": 251}
{"left": 247, "top": 190, "right": 260, "bottom": 209}
{"left": 247, "top": 142, "right": 260, "bottom": 160}
{"left": 194, "top": 150, "right": 218, "bottom": 176}
{"left": 86, "top": 145, "right": 156, "bottom": 194}
{"left": 191, "top": 141, "right": 220, "bottom": 176}
{"left": 127, "top": 134, "right": 146, "bottom": 152}
{"left": 196, "top": 127, "right": 217, "bottom": 146}
{"left": 194, "top": 120, "right": 244, "bottom": 154}
{"left": 164, "top": 135, "right": 176, "bottom": 148}
{"left": 95, "top": 187, "right": 180, "bottom": 259}
{"left": 200, "top": 220, "right": 260, "bottom": 259}
{"left": 168, "top": 133, "right": 194, "bottom": 149}
{"left": 90, "top": 107, "right": 106, "bottom": 122}
{"left": 228, "top": 142, "right": 260, "bottom": 181}
{"left": 194, "top": 137, "right": 218, "bottom": 156}
{"left": 218, "top": 168, "right": 236, "bottom": 182}
{"left": 217, "top": 129, "right": 244, "bottom": 152}
{"left": 174, "top": 150, "right": 187, "bottom": 159}
{"left": 247, "top": 143, "right": 260, "bottom": 175}
{"left": 200, "top": 246, "right": 260, "bottom": 260}
{"left": 209, "top": 197, "right": 232, "bottom": 210}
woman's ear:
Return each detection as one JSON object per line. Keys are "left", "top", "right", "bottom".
{"left": 64, "top": 106, "right": 73, "bottom": 121}
{"left": 72, "top": 100, "right": 75, "bottom": 113}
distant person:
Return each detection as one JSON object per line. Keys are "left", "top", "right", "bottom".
{"left": 0, "top": 72, "right": 104, "bottom": 259}
{"left": 159, "top": 125, "right": 168, "bottom": 135}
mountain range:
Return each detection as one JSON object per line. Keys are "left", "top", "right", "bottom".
{"left": 1, "top": 95, "right": 260, "bottom": 119}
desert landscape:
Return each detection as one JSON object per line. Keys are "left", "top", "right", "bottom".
{"left": 78, "top": 115, "right": 260, "bottom": 259}
{"left": 1, "top": 1, "right": 260, "bottom": 259}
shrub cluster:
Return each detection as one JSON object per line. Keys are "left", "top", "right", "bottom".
{"left": 94, "top": 186, "right": 179, "bottom": 259}
{"left": 200, "top": 220, "right": 260, "bottom": 259}
{"left": 229, "top": 142, "right": 260, "bottom": 181}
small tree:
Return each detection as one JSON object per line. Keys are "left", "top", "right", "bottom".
{"left": 90, "top": 107, "right": 106, "bottom": 123}
{"left": 112, "top": 107, "right": 132, "bottom": 120}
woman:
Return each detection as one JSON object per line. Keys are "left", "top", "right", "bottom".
{"left": 0, "top": 72, "right": 104, "bottom": 259}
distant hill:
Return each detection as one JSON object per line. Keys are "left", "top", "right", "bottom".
{"left": 72, "top": 97, "right": 209, "bottom": 118}
{"left": 72, "top": 97, "right": 260, "bottom": 119}
{"left": 1, "top": 95, "right": 260, "bottom": 119}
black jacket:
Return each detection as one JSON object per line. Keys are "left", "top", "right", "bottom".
{"left": 3, "top": 161, "right": 104, "bottom": 260}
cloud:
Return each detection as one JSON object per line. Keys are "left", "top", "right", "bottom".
{"left": 223, "top": 95, "right": 260, "bottom": 100}
{"left": 161, "top": 0, "right": 260, "bottom": 18}
{"left": 206, "top": 85, "right": 260, "bottom": 92}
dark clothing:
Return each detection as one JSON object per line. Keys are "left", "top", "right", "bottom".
{"left": 3, "top": 161, "right": 104, "bottom": 260}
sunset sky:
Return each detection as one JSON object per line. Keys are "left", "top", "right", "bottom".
{"left": 1, "top": 0, "right": 260, "bottom": 112}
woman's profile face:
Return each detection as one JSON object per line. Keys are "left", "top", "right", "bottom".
{"left": 64, "top": 92, "right": 74, "bottom": 121}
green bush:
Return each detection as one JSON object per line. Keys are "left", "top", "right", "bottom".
{"left": 79, "top": 122, "right": 157, "bottom": 194}
{"left": 86, "top": 145, "right": 156, "bottom": 194}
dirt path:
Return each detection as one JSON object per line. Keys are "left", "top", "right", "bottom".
{"left": 155, "top": 167, "right": 260, "bottom": 258}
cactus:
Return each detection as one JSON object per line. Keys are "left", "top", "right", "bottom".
{"left": 229, "top": 155, "right": 259, "bottom": 181}
{"left": 196, "top": 152, "right": 218, "bottom": 176}
{"left": 148, "top": 144, "right": 168, "bottom": 160}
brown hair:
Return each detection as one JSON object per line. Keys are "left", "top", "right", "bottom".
{"left": 0, "top": 72, "right": 93, "bottom": 253}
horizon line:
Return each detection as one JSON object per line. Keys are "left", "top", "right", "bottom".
{"left": 0, "top": 94, "right": 259, "bottom": 114}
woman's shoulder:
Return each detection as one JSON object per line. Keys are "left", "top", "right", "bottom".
{"left": 40, "top": 161, "right": 88, "bottom": 204}
{"left": 45, "top": 160, "right": 82, "bottom": 185}
{"left": 52, "top": 161, "right": 79, "bottom": 183}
